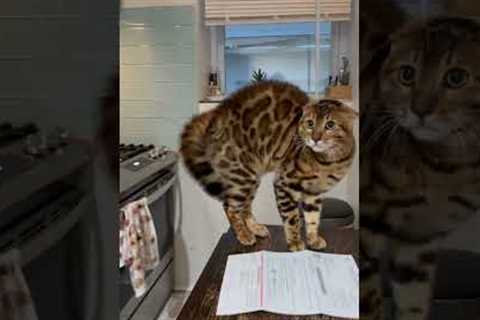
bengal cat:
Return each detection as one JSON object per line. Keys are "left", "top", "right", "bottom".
{"left": 181, "top": 81, "right": 357, "bottom": 251}
{"left": 360, "top": 17, "right": 480, "bottom": 319}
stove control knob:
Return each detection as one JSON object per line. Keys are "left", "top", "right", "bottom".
{"left": 54, "top": 126, "right": 69, "bottom": 140}
{"left": 159, "top": 146, "right": 168, "bottom": 156}
{"left": 25, "top": 133, "right": 46, "bottom": 156}
{"left": 148, "top": 148, "right": 159, "bottom": 159}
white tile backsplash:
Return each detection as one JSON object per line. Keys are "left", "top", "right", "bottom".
{"left": 120, "top": 45, "right": 193, "bottom": 65}
{"left": 121, "top": 82, "right": 193, "bottom": 101}
{"left": 121, "top": 6, "right": 194, "bottom": 26}
{"left": 120, "top": 26, "right": 194, "bottom": 47}
{"left": 120, "top": 6, "right": 196, "bottom": 150}
{"left": 121, "top": 80, "right": 193, "bottom": 95}
{"left": 120, "top": 64, "right": 193, "bottom": 83}
{"left": 121, "top": 101, "right": 194, "bottom": 119}
{"left": 120, "top": 117, "right": 190, "bottom": 149}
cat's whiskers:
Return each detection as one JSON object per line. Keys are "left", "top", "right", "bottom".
{"left": 381, "top": 120, "right": 401, "bottom": 159}
{"left": 450, "top": 114, "right": 471, "bottom": 154}
{"left": 360, "top": 110, "right": 395, "bottom": 137}
{"left": 361, "top": 116, "right": 398, "bottom": 155}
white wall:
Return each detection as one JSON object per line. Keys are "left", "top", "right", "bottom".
{"left": 195, "top": 0, "right": 211, "bottom": 100}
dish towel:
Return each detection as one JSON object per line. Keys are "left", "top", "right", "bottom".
{"left": 119, "top": 197, "right": 160, "bottom": 297}
{"left": 0, "top": 249, "right": 38, "bottom": 320}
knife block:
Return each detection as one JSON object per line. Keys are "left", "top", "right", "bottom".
{"left": 325, "top": 85, "right": 352, "bottom": 100}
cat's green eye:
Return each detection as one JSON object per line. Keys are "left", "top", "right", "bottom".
{"left": 325, "top": 120, "right": 336, "bottom": 130}
{"left": 306, "top": 120, "right": 315, "bottom": 129}
{"left": 398, "top": 65, "right": 416, "bottom": 86}
{"left": 444, "top": 68, "right": 469, "bottom": 89}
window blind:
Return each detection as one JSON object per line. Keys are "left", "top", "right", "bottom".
{"left": 205, "top": 0, "right": 351, "bottom": 25}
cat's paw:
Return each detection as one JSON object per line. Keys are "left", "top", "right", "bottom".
{"left": 236, "top": 230, "right": 257, "bottom": 246}
{"left": 307, "top": 235, "right": 327, "bottom": 250}
{"left": 247, "top": 223, "right": 271, "bottom": 238}
{"left": 288, "top": 240, "right": 306, "bottom": 252}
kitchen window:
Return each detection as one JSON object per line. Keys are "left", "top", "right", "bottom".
{"left": 225, "top": 22, "right": 330, "bottom": 94}
{"left": 209, "top": 21, "right": 351, "bottom": 96}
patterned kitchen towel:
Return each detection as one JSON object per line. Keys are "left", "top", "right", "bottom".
{"left": 119, "top": 197, "right": 160, "bottom": 297}
{"left": 0, "top": 249, "right": 38, "bottom": 320}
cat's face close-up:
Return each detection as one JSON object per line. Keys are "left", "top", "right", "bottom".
{"left": 299, "top": 101, "right": 357, "bottom": 157}
{"left": 379, "top": 18, "right": 480, "bottom": 147}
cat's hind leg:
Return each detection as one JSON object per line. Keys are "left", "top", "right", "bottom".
{"left": 223, "top": 201, "right": 256, "bottom": 246}
{"left": 245, "top": 210, "right": 270, "bottom": 238}
{"left": 241, "top": 182, "right": 270, "bottom": 238}
{"left": 222, "top": 178, "right": 260, "bottom": 246}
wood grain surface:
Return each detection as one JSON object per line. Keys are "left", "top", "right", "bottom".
{"left": 177, "top": 225, "right": 358, "bottom": 320}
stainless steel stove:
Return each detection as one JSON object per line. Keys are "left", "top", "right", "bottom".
{"left": 120, "top": 144, "right": 177, "bottom": 201}
{"left": 119, "top": 143, "right": 179, "bottom": 320}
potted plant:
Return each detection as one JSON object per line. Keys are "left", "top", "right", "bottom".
{"left": 251, "top": 68, "right": 267, "bottom": 82}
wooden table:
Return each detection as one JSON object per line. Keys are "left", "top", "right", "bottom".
{"left": 177, "top": 225, "right": 358, "bottom": 320}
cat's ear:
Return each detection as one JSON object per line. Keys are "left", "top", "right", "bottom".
{"left": 302, "top": 102, "right": 316, "bottom": 114}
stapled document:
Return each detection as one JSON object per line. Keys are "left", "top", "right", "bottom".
{"left": 217, "top": 250, "right": 359, "bottom": 318}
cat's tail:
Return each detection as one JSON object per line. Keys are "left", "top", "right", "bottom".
{"left": 180, "top": 110, "right": 226, "bottom": 200}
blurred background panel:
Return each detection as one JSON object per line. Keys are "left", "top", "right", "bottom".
{"left": 0, "top": 0, "right": 118, "bottom": 319}
{"left": 360, "top": 0, "right": 480, "bottom": 319}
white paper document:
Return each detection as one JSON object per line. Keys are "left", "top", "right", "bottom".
{"left": 217, "top": 250, "right": 359, "bottom": 318}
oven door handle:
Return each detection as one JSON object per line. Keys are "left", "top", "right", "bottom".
{"left": 146, "top": 175, "right": 176, "bottom": 205}
{"left": 17, "top": 194, "right": 91, "bottom": 266}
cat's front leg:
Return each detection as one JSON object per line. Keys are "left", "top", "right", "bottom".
{"left": 302, "top": 195, "right": 327, "bottom": 250}
{"left": 274, "top": 179, "right": 305, "bottom": 251}
{"left": 391, "top": 242, "right": 438, "bottom": 320}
